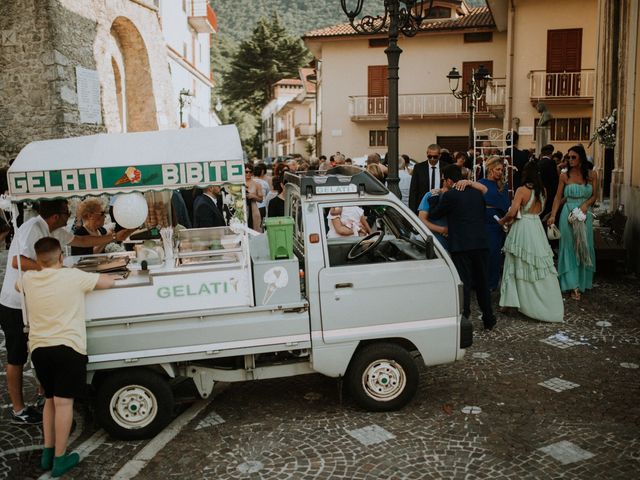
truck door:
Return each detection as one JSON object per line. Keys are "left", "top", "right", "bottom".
{"left": 317, "top": 202, "right": 458, "bottom": 353}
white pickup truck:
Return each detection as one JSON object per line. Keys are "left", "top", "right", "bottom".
{"left": 8, "top": 127, "right": 471, "bottom": 440}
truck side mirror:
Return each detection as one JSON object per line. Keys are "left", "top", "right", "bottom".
{"left": 425, "top": 236, "right": 435, "bottom": 259}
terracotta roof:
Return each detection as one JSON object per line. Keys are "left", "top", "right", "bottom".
{"left": 303, "top": 7, "right": 494, "bottom": 39}
{"left": 273, "top": 78, "right": 303, "bottom": 87}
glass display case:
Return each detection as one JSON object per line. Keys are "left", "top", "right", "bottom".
{"left": 176, "top": 226, "right": 244, "bottom": 267}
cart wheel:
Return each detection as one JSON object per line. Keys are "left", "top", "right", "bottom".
{"left": 95, "top": 369, "right": 174, "bottom": 440}
{"left": 346, "top": 343, "right": 418, "bottom": 411}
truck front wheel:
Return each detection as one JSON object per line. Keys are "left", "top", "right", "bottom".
{"left": 347, "top": 343, "right": 418, "bottom": 411}
{"left": 95, "top": 368, "right": 174, "bottom": 440}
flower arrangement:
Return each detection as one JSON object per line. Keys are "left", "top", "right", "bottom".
{"left": 568, "top": 207, "right": 587, "bottom": 224}
{"left": 589, "top": 109, "right": 616, "bottom": 149}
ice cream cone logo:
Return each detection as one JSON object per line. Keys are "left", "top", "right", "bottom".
{"left": 115, "top": 167, "right": 142, "bottom": 185}
{"left": 263, "top": 267, "right": 289, "bottom": 304}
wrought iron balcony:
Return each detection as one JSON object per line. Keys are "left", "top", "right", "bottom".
{"left": 276, "top": 129, "right": 290, "bottom": 142}
{"left": 188, "top": 0, "right": 216, "bottom": 34}
{"left": 485, "top": 78, "right": 506, "bottom": 118}
{"left": 529, "top": 69, "right": 595, "bottom": 104}
{"left": 348, "top": 93, "right": 498, "bottom": 121}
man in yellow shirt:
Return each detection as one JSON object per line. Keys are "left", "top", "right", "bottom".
{"left": 19, "top": 237, "right": 115, "bottom": 477}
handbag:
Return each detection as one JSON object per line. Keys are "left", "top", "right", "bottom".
{"left": 547, "top": 224, "right": 561, "bottom": 240}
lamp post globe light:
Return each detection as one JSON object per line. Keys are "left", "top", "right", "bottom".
{"left": 446, "top": 64, "right": 492, "bottom": 150}
{"left": 341, "top": 0, "right": 436, "bottom": 199}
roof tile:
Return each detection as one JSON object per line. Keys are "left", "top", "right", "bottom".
{"left": 303, "top": 7, "right": 494, "bottom": 39}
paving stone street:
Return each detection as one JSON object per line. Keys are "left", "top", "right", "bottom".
{"left": 1, "top": 248, "right": 639, "bottom": 479}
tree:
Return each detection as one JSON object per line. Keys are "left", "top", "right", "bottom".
{"left": 224, "top": 13, "right": 311, "bottom": 116}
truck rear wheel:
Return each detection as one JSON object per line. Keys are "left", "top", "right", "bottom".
{"left": 347, "top": 343, "right": 418, "bottom": 411}
{"left": 95, "top": 368, "right": 174, "bottom": 440}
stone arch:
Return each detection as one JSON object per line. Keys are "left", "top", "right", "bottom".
{"left": 111, "top": 57, "right": 126, "bottom": 131}
{"left": 110, "top": 17, "right": 158, "bottom": 132}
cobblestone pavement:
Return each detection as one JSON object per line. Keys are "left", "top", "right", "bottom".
{"left": 1, "top": 247, "right": 639, "bottom": 479}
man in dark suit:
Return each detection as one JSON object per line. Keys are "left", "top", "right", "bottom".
{"left": 429, "top": 165, "right": 497, "bottom": 330}
{"left": 409, "top": 144, "right": 444, "bottom": 214}
{"left": 509, "top": 131, "right": 529, "bottom": 190}
{"left": 537, "top": 144, "right": 559, "bottom": 221}
{"left": 193, "top": 186, "right": 226, "bottom": 228}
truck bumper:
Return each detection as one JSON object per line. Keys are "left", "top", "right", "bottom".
{"left": 460, "top": 314, "right": 473, "bottom": 349}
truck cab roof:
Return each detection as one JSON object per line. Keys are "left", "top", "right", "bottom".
{"left": 284, "top": 166, "right": 388, "bottom": 198}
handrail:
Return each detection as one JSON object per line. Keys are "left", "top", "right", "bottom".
{"left": 347, "top": 92, "right": 503, "bottom": 118}
{"left": 529, "top": 69, "right": 595, "bottom": 99}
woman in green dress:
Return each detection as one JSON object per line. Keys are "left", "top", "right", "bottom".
{"left": 498, "top": 162, "right": 564, "bottom": 322}
{"left": 547, "top": 145, "right": 598, "bottom": 301}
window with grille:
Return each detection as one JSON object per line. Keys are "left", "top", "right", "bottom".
{"left": 369, "top": 130, "right": 387, "bottom": 147}
{"left": 534, "top": 117, "right": 591, "bottom": 142}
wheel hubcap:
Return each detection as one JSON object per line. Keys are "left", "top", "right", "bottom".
{"left": 362, "top": 359, "right": 406, "bottom": 401}
{"left": 110, "top": 385, "right": 158, "bottom": 430}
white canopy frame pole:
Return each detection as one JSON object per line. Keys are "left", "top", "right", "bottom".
{"left": 9, "top": 202, "right": 29, "bottom": 331}
{"left": 475, "top": 128, "right": 515, "bottom": 199}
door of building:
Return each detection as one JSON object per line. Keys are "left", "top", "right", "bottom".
{"left": 462, "top": 61, "right": 493, "bottom": 113}
{"left": 437, "top": 136, "right": 469, "bottom": 155}
{"left": 368, "top": 65, "right": 388, "bottom": 115}
{"left": 546, "top": 28, "right": 582, "bottom": 96}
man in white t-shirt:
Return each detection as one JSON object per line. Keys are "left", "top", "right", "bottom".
{"left": 19, "top": 236, "right": 114, "bottom": 476}
{"left": 0, "top": 199, "right": 131, "bottom": 425}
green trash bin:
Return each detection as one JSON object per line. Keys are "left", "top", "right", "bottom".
{"left": 264, "top": 216, "right": 295, "bottom": 260}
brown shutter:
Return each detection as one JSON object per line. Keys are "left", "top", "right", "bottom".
{"left": 462, "top": 61, "right": 493, "bottom": 112}
{"left": 368, "top": 65, "right": 388, "bottom": 114}
{"left": 546, "top": 29, "right": 583, "bottom": 96}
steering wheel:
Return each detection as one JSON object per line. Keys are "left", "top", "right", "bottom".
{"left": 347, "top": 231, "right": 384, "bottom": 261}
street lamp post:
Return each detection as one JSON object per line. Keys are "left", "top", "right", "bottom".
{"left": 341, "top": 0, "right": 435, "bottom": 199}
{"left": 178, "top": 88, "right": 193, "bottom": 127}
{"left": 446, "top": 65, "right": 492, "bottom": 151}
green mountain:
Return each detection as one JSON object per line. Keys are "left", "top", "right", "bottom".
{"left": 210, "top": 0, "right": 487, "bottom": 42}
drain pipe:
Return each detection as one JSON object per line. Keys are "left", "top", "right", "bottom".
{"left": 504, "top": 0, "right": 516, "bottom": 133}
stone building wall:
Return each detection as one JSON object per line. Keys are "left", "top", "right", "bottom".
{"left": 0, "top": 0, "right": 61, "bottom": 164}
{"left": 0, "top": 0, "right": 177, "bottom": 166}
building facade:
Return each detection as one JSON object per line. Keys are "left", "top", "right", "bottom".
{"left": 158, "top": 0, "right": 220, "bottom": 128}
{"left": 591, "top": 0, "right": 640, "bottom": 272}
{"left": 261, "top": 69, "right": 317, "bottom": 161}
{"left": 303, "top": 1, "right": 506, "bottom": 161}
{"left": 0, "top": 0, "right": 221, "bottom": 167}
{"left": 304, "top": 0, "right": 601, "bottom": 161}
{"left": 0, "top": 0, "right": 176, "bottom": 165}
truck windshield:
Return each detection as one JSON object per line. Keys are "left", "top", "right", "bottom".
{"left": 323, "top": 204, "right": 434, "bottom": 266}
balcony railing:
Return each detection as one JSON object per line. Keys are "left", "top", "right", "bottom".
{"left": 276, "top": 129, "right": 290, "bottom": 142}
{"left": 294, "top": 123, "right": 314, "bottom": 137}
{"left": 486, "top": 78, "right": 506, "bottom": 108}
{"left": 348, "top": 93, "right": 500, "bottom": 120}
{"left": 529, "top": 69, "right": 595, "bottom": 102}
{"left": 188, "top": 0, "right": 216, "bottom": 33}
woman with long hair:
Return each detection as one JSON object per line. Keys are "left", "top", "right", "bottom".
{"left": 244, "top": 164, "right": 263, "bottom": 232}
{"left": 547, "top": 144, "right": 597, "bottom": 300}
{"left": 454, "top": 151, "right": 471, "bottom": 179}
{"left": 498, "top": 162, "right": 563, "bottom": 322}
{"left": 479, "top": 156, "right": 511, "bottom": 290}
{"left": 267, "top": 163, "right": 290, "bottom": 218}
{"left": 253, "top": 163, "right": 270, "bottom": 221}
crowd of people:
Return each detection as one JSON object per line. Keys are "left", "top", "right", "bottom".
{"left": 0, "top": 139, "right": 598, "bottom": 475}
{"left": 287, "top": 136, "right": 595, "bottom": 329}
